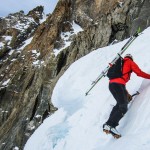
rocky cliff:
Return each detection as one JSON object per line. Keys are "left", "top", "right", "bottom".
{"left": 0, "top": 0, "right": 150, "bottom": 149}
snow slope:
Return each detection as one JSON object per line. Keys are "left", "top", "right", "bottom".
{"left": 24, "top": 27, "right": 150, "bottom": 150}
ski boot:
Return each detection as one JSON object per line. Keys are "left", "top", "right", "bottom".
{"left": 103, "top": 124, "right": 121, "bottom": 139}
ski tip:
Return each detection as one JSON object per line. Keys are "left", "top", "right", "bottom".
{"left": 85, "top": 92, "right": 91, "bottom": 96}
{"left": 133, "top": 27, "right": 141, "bottom": 37}
{"left": 137, "top": 27, "right": 141, "bottom": 34}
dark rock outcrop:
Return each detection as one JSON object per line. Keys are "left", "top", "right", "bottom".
{"left": 27, "top": 6, "right": 44, "bottom": 24}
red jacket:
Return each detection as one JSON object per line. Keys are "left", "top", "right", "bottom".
{"left": 110, "top": 57, "right": 150, "bottom": 85}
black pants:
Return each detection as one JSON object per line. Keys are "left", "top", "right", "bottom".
{"left": 106, "top": 83, "right": 128, "bottom": 128}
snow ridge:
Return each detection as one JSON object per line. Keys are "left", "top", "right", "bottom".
{"left": 24, "top": 27, "right": 150, "bottom": 150}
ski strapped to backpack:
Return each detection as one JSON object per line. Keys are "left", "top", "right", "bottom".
{"left": 85, "top": 28, "right": 141, "bottom": 96}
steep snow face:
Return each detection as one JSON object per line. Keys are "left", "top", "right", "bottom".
{"left": 24, "top": 27, "right": 150, "bottom": 150}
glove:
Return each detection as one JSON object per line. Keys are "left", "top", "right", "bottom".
{"left": 127, "top": 93, "right": 132, "bottom": 102}
{"left": 126, "top": 89, "right": 132, "bottom": 102}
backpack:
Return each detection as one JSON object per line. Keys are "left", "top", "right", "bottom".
{"left": 107, "top": 57, "right": 124, "bottom": 79}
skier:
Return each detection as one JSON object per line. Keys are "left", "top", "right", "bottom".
{"left": 103, "top": 54, "right": 150, "bottom": 138}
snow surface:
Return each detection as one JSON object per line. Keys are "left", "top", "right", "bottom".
{"left": 0, "top": 36, "right": 12, "bottom": 49}
{"left": 3, "top": 35, "right": 12, "bottom": 41}
{"left": 12, "top": 17, "right": 36, "bottom": 32}
{"left": 2, "top": 79, "right": 10, "bottom": 86}
{"left": 19, "top": 37, "right": 33, "bottom": 50}
{"left": 24, "top": 27, "right": 150, "bottom": 150}
{"left": 0, "top": 42, "right": 4, "bottom": 48}
{"left": 40, "top": 13, "right": 47, "bottom": 24}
